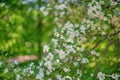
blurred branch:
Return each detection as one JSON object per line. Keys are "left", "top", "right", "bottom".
{"left": 8, "top": 55, "right": 38, "bottom": 63}
{"left": 102, "top": 40, "right": 115, "bottom": 55}
{"left": 91, "top": 30, "right": 120, "bottom": 50}
{"left": 109, "top": 30, "right": 120, "bottom": 37}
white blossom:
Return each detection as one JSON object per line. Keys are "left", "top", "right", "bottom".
{"left": 80, "top": 25, "right": 86, "bottom": 33}
{"left": 90, "top": 50, "right": 100, "bottom": 56}
{"left": 59, "top": 49, "right": 66, "bottom": 59}
{"left": 97, "top": 72, "right": 105, "bottom": 80}
{"left": 64, "top": 76, "right": 72, "bottom": 80}
{"left": 30, "top": 70, "right": 34, "bottom": 74}
{"left": 55, "top": 4, "right": 67, "bottom": 10}
{"left": 73, "top": 62, "right": 78, "bottom": 66}
{"left": 40, "top": 6, "right": 49, "bottom": 16}
{"left": 81, "top": 58, "right": 89, "bottom": 64}
{"left": 46, "top": 53, "right": 54, "bottom": 61}
{"left": 91, "top": 73, "right": 94, "bottom": 77}
{"left": 66, "top": 45, "right": 76, "bottom": 54}
{"left": 0, "top": 61, "right": 3, "bottom": 66}
{"left": 4, "top": 68, "right": 8, "bottom": 74}
{"left": 111, "top": 74, "right": 119, "bottom": 80}
{"left": 29, "top": 62, "right": 34, "bottom": 67}
{"left": 36, "top": 68, "right": 44, "bottom": 80}
{"left": 16, "top": 74, "right": 21, "bottom": 80}
{"left": 44, "top": 61, "right": 52, "bottom": 70}
{"left": 43, "top": 45, "right": 50, "bottom": 53}
{"left": 52, "top": 38, "right": 58, "bottom": 47}
{"left": 14, "top": 68, "right": 20, "bottom": 73}
{"left": 80, "top": 47, "right": 84, "bottom": 52}
{"left": 56, "top": 74, "right": 65, "bottom": 80}
{"left": 63, "top": 67, "right": 70, "bottom": 72}
{"left": 14, "top": 60, "right": 19, "bottom": 65}
{"left": 77, "top": 70, "right": 82, "bottom": 77}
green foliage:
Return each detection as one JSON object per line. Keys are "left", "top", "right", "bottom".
{"left": 0, "top": 0, "right": 54, "bottom": 57}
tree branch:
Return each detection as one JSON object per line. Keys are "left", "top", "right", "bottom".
{"left": 91, "top": 30, "right": 120, "bottom": 50}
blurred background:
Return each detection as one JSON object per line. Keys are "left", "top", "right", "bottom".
{"left": 0, "top": 0, "right": 55, "bottom": 59}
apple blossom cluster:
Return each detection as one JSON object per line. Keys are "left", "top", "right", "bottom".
{"left": 40, "top": 4, "right": 51, "bottom": 16}
{"left": 40, "top": 19, "right": 120, "bottom": 79}
{"left": 87, "top": 0, "right": 118, "bottom": 21}
{"left": 41, "top": 21, "right": 86, "bottom": 79}
{"left": 87, "top": 0, "right": 106, "bottom": 20}
{"left": 1, "top": 60, "right": 120, "bottom": 80}
{"left": 36, "top": 0, "right": 120, "bottom": 80}
{"left": 97, "top": 72, "right": 120, "bottom": 80}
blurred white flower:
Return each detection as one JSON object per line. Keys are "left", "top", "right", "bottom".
{"left": 52, "top": 38, "right": 58, "bottom": 47}
{"left": 59, "top": 49, "right": 66, "bottom": 59}
{"left": 55, "top": 4, "right": 67, "bottom": 10}
{"left": 36, "top": 68, "right": 44, "bottom": 80}
{"left": 30, "top": 70, "right": 34, "bottom": 74}
{"left": 56, "top": 74, "right": 62, "bottom": 79}
{"left": 73, "top": 62, "right": 78, "bottom": 66}
{"left": 90, "top": 50, "right": 100, "bottom": 56}
{"left": 0, "top": 61, "right": 3, "bottom": 66}
{"left": 44, "top": 61, "right": 52, "bottom": 70}
{"left": 56, "top": 59, "right": 61, "bottom": 65}
{"left": 43, "top": 45, "right": 49, "bottom": 53}
{"left": 111, "top": 74, "right": 119, "bottom": 80}
{"left": 91, "top": 73, "right": 94, "bottom": 77}
{"left": 16, "top": 74, "right": 20, "bottom": 80}
{"left": 46, "top": 53, "right": 54, "bottom": 61}
{"left": 40, "top": 6, "right": 49, "bottom": 16}
{"left": 64, "top": 21, "right": 74, "bottom": 29}
{"left": 63, "top": 67, "right": 70, "bottom": 72}
{"left": 110, "top": 0, "right": 118, "bottom": 6}
{"left": 48, "top": 78, "right": 52, "bottom": 80}
{"left": 64, "top": 76, "right": 72, "bottom": 80}
{"left": 29, "top": 62, "right": 34, "bottom": 67}
{"left": 66, "top": 45, "right": 76, "bottom": 54}
{"left": 97, "top": 72, "right": 105, "bottom": 80}
{"left": 80, "top": 37, "right": 87, "bottom": 42}
{"left": 56, "top": 74, "right": 65, "bottom": 80}
{"left": 14, "top": 60, "right": 19, "bottom": 65}
{"left": 80, "top": 47, "right": 84, "bottom": 52}
{"left": 4, "top": 68, "right": 8, "bottom": 74}
{"left": 81, "top": 58, "right": 89, "bottom": 64}
{"left": 87, "top": 0, "right": 107, "bottom": 21}
{"left": 101, "top": 32, "right": 107, "bottom": 35}
{"left": 67, "top": 38, "right": 74, "bottom": 43}
{"left": 80, "top": 25, "right": 86, "bottom": 34}
{"left": 60, "top": 11, "right": 65, "bottom": 17}
{"left": 77, "top": 70, "right": 82, "bottom": 77}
